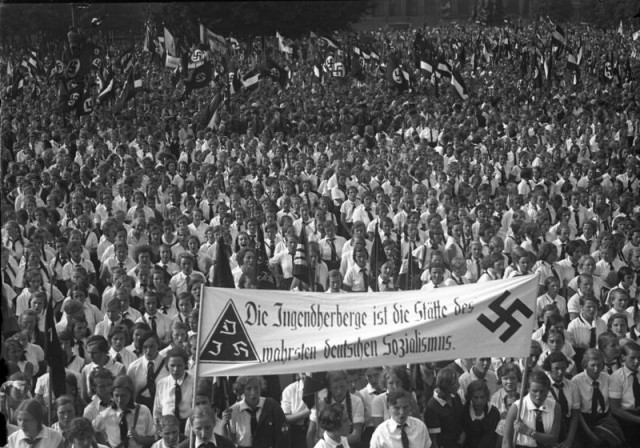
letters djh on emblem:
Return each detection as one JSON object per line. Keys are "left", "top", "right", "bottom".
{"left": 476, "top": 290, "right": 533, "bottom": 342}
{"left": 199, "top": 299, "right": 260, "bottom": 363}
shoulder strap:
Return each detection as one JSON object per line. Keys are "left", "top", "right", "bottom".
{"left": 137, "top": 358, "right": 167, "bottom": 396}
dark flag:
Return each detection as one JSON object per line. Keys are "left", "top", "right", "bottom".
{"left": 255, "top": 225, "right": 277, "bottom": 289}
{"left": 369, "top": 223, "right": 387, "bottom": 292}
{"left": 184, "top": 61, "right": 212, "bottom": 96}
{"left": 302, "top": 372, "right": 327, "bottom": 409}
{"left": 199, "top": 92, "right": 222, "bottom": 130}
{"left": 97, "top": 73, "right": 114, "bottom": 103}
{"left": 386, "top": 53, "right": 409, "bottom": 92}
{"left": 213, "top": 236, "right": 235, "bottom": 288}
{"left": 45, "top": 290, "right": 66, "bottom": 397}
{"left": 116, "top": 48, "right": 135, "bottom": 73}
{"left": 551, "top": 25, "right": 566, "bottom": 48}
{"left": 264, "top": 58, "right": 288, "bottom": 89}
{"left": 292, "top": 225, "right": 310, "bottom": 284}
{"left": 76, "top": 88, "right": 94, "bottom": 117}
{"left": 113, "top": 68, "right": 137, "bottom": 114}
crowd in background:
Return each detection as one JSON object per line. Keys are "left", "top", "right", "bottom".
{"left": 1, "top": 16, "right": 640, "bottom": 448}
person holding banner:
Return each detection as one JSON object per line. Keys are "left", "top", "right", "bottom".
{"left": 502, "top": 370, "right": 560, "bottom": 448}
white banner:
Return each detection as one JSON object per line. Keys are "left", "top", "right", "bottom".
{"left": 196, "top": 275, "right": 538, "bottom": 377}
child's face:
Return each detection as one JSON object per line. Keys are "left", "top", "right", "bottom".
{"left": 517, "top": 256, "right": 532, "bottom": 273}
{"left": 115, "top": 247, "right": 128, "bottom": 261}
{"left": 244, "top": 379, "right": 262, "bottom": 409}
{"left": 179, "top": 298, "right": 193, "bottom": 315}
{"left": 30, "top": 296, "right": 45, "bottom": 313}
{"left": 355, "top": 251, "right": 367, "bottom": 268}
{"left": 185, "top": 402, "right": 213, "bottom": 437}
{"left": 167, "top": 356, "right": 186, "bottom": 379}
{"left": 172, "top": 329, "right": 188, "bottom": 346}
{"left": 547, "top": 281, "right": 559, "bottom": 296}
{"left": 144, "top": 297, "right": 157, "bottom": 314}
{"left": 180, "top": 258, "right": 193, "bottom": 274}
{"left": 581, "top": 300, "right": 598, "bottom": 320}
{"left": 584, "top": 359, "right": 603, "bottom": 380}
{"left": 610, "top": 317, "right": 628, "bottom": 337}
{"left": 622, "top": 349, "right": 640, "bottom": 372}
{"left": 111, "top": 333, "right": 126, "bottom": 352}
{"left": 549, "top": 361, "right": 567, "bottom": 383}
{"left": 430, "top": 267, "right": 444, "bottom": 285}
{"left": 107, "top": 308, "right": 121, "bottom": 322}
{"left": 329, "top": 276, "right": 341, "bottom": 291}
{"left": 602, "top": 340, "right": 620, "bottom": 360}
{"left": 610, "top": 293, "right": 628, "bottom": 311}
{"left": 380, "top": 264, "right": 391, "bottom": 278}
{"left": 329, "top": 378, "right": 349, "bottom": 403}
{"left": 501, "top": 372, "right": 518, "bottom": 392}
{"left": 143, "top": 337, "right": 159, "bottom": 361}
{"left": 161, "top": 423, "right": 180, "bottom": 447}
{"left": 93, "top": 376, "right": 114, "bottom": 401}
{"left": 547, "top": 334, "right": 564, "bottom": 353}
{"left": 469, "top": 389, "right": 488, "bottom": 411}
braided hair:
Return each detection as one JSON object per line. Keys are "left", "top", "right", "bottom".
{"left": 324, "top": 370, "right": 352, "bottom": 423}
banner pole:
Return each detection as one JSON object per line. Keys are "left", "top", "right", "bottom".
{"left": 512, "top": 355, "right": 531, "bottom": 447}
{"left": 190, "top": 284, "right": 205, "bottom": 448}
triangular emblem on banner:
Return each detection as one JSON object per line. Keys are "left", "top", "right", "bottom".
{"left": 200, "top": 299, "right": 260, "bottom": 363}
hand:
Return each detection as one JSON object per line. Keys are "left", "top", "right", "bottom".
{"left": 221, "top": 407, "right": 232, "bottom": 424}
{"left": 514, "top": 420, "right": 533, "bottom": 436}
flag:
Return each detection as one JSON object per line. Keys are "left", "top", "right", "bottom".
{"left": 76, "top": 88, "right": 94, "bottom": 117}
{"left": 27, "top": 50, "right": 41, "bottom": 75}
{"left": 420, "top": 60, "right": 433, "bottom": 75}
{"left": 292, "top": 225, "right": 310, "bottom": 284}
{"left": 97, "top": 75, "right": 114, "bottom": 103}
{"left": 143, "top": 23, "right": 154, "bottom": 54}
{"left": 618, "top": 20, "right": 624, "bottom": 36}
{"left": 451, "top": 69, "right": 469, "bottom": 100}
{"left": 212, "top": 236, "right": 235, "bottom": 288}
{"left": 633, "top": 29, "right": 640, "bottom": 41}
{"left": 263, "top": 58, "right": 288, "bottom": 89}
{"left": 241, "top": 69, "right": 260, "bottom": 89}
{"left": 276, "top": 31, "right": 293, "bottom": 54}
{"left": 184, "top": 61, "right": 212, "bottom": 96}
{"left": 386, "top": 54, "right": 409, "bottom": 92}
{"left": 116, "top": 48, "right": 135, "bottom": 73}
{"left": 201, "top": 24, "right": 228, "bottom": 55}
{"left": 200, "top": 92, "right": 222, "bottom": 130}
{"left": 164, "top": 27, "right": 177, "bottom": 57}
{"left": 567, "top": 53, "right": 578, "bottom": 72}
{"left": 551, "top": 25, "right": 566, "bottom": 48}
{"left": 45, "top": 291, "right": 66, "bottom": 397}
{"left": 114, "top": 68, "right": 138, "bottom": 114}
{"left": 369, "top": 223, "right": 387, "bottom": 292}
{"left": 317, "top": 36, "right": 339, "bottom": 50}
{"left": 10, "top": 72, "right": 24, "bottom": 98}
{"left": 7, "top": 59, "right": 13, "bottom": 78}
{"left": 302, "top": 372, "right": 327, "bottom": 409}
{"left": 436, "top": 59, "right": 452, "bottom": 79}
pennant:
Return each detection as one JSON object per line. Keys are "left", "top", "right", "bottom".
{"left": 164, "top": 27, "right": 177, "bottom": 57}
{"left": 255, "top": 225, "right": 277, "bottom": 289}
{"left": 451, "top": 69, "right": 469, "bottom": 100}
{"left": 113, "top": 68, "right": 137, "bottom": 114}
{"left": 97, "top": 75, "right": 114, "bottom": 103}
{"left": 567, "top": 53, "right": 578, "bottom": 72}
{"left": 200, "top": 92, "right": 222, "bottom": 130}
{"left": 45, "top": 293, "right": 66, "bottom": 397}
{"left": 213, "top": 236, "right": 235, "bottom": 288}
{"left": 276, "top": 31, "right": 293, "bottom": 54}
{"left": 292, "top": 226, "right": 310, "bottom": 284}
{"left": 369, "top": 223, "right": 387, "bottom": 292}
{"left": 551, "top": 25, "right": 566, "bottom": 48}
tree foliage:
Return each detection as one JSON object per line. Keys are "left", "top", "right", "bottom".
{"left": 581, "top": 0, "right": 639, "bottom": 29}
{"left": 530, "top": 0, "right": 574, "bottom": 23}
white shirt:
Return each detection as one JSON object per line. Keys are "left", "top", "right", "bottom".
{"left": 94, "top": 404, "right": 156, "bottom": 448}
{"left": 6, "top": 426, "right": 64, "bottom": 448}
{"left": 153, "top": 373, "right": 195, "bottom": 421}
{"left": 370, "top": 416, "right": 432, "bottom": 448}
{"left": 281, "top": 378, "right": 308, "bottom": 423}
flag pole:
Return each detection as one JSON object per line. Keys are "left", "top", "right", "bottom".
{"left": 512, "top": 355, "right": 531, "bottom": 447}
{"left": 190, "top": 284, "right": 205, "bottom": 448}
{"left": 47, "top": 273, "right": 55, "bottom": 425}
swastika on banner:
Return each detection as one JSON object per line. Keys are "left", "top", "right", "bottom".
{"left": 200, "top": 300, "right": 260, "bottom": 363}
{"left": 477, "top": 291, "right": 533, "bottom": 342}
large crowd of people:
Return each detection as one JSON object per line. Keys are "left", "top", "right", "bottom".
{"left": 1, "top": 14, "right": 640, "bottom": 448}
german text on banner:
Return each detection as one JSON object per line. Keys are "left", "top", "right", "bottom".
{"left": 196, "top": 275, "right": 538, "bottom": 377}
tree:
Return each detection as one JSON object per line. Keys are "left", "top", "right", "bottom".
{"left": 531, "top": 0, "right": 574, "bottom": 22}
